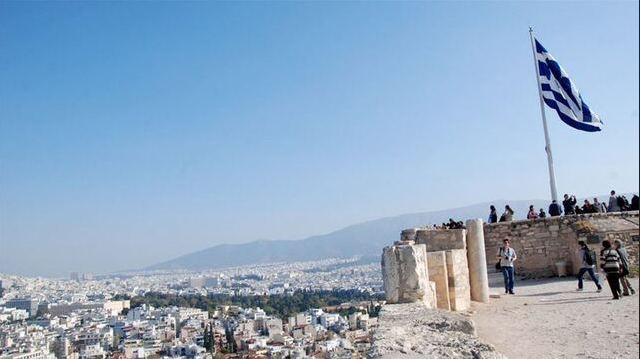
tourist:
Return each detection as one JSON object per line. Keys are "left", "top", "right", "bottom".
{"left": 538, "top": 208, "right": 547, "bottom": 218}
{"left": 582, "top": 200, "right": 596, "bottom": 214}
{"left": 527, "top": 205, "right": 538, "bottom": 220}
{"left": 631, "top": 195, "right": 639, "bottom": 211}
{"left": 500, "top": 205, "right": 514, "bottom": 222}
{"left": 614, "top": 239, "right": 636, "bottom": 296}
{"left": 497, "top": 239, "right": 517, "bottom": 295}
{"left": 563, "top": 194, "right": 577, "bottom": 215}
{"left": 574, "top": 205, "right": 584, "bottom": 215}
{"left": 600, "top": 240, "right": 622, "bottom": 300}
{"left": 488, "top": 205, "right": 498, "bottom": 224}
{"left": 609, "top": 190, "right": 621, "bottom": 212}
{"left": 618, "top": 195, "right": 630, "bottom": 211}
{"left": 575, "top": 241, "right": 602, "bottom": 292}
{"left": 549, "top": 200, "right": 563, "bottom": 217}
{"left": 593, "top": 198, "right": 607, "bottom": 213}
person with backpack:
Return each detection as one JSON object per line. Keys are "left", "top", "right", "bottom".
{"left": 549, "top": 200, "right": 563, "bottom": 217}
{"left": 500, "top": 205, "right": 514, "bottom": 222}
{"left": 576, "top": 241, "right": 602, "bottom": 292}
{"left": 614, "top": 239, "right": 636, "bottom": 296}
{"left": 600, "top": 240, "right": 623, "bottom": 300}
{"left": 496, "top": 239, "right": 517, "bottom": 295}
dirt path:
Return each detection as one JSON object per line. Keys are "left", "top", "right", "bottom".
{"left": 473, "top": 277, "right": 639, "bottom": 359}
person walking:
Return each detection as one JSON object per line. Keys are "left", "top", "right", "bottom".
{"left": 527, "top": 205, "right": 538, "bottom": 220}
{"left": 488, "top": 205, "right": 498, "bottom": 224}
{"left": 614, "top": 239, "right": 636, "bottom": 296}
{"left": 539, "top": 208, "right": 547, "bottom": 218}
{"left": 609, "top": 190, "right": 621, "bottom": 212}
{"left": 549, "top": 200, "right": 563, "bottom": 217}
{"left": 497, "top": 239, "right": 517, "bottom": 295}
{"left": 576, "top": 241, "right": 602, "bottom": 292}
{"left": 600, "top": 240, "right": 623, "bottom": 300}
{"left": 563, "top": 194, "right": 577, "bottom": 215}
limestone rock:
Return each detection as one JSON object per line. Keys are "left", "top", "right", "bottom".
{"left": 381, "top": 244, "right": 432, "bottom": 307}
{"left": 368, "top": 303, "right": 508, "bottom": 359}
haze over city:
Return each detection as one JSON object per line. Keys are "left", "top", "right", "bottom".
{"left": 1, "top": 2, "right": 639, "bottom": 277}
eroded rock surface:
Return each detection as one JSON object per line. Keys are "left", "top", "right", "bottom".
{"left": 368, "top": 303, "right": 507, "bottom": 359}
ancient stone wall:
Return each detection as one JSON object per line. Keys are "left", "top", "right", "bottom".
{"left": 483, "top": 211, "right": 639, "bottom": 277}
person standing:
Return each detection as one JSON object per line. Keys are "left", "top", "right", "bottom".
{"left": 614, "top": 239, "right": 636, "bottom": 296}
{"left": 609, "top": 190, "right": 621, "bottom": 212}
{"left": 549, "top": 200, "right": 563, "bottom": 217}
{"left": 527, "top": 205, "right": 538, "bottom": 220}
{"left": 488, "top": 205, "right": 498, "bottom": 224}
{"left": 576, "top": 241, "right": 602, "bottom": 292}
{"left": 600, "top": 240, "right": 622, "bottom": 300}
{"left": 497, "top": 239, "right": 517, "bottom": 295}
{"left": 563, "top": 194, "right": 577, "bottom": 215}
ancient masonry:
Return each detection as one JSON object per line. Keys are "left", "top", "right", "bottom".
{"left": 381, "top": 219, "right": 490, "bottom": 311}
{"left": 381, "top": 211, "right": 639, "bottom": 311}
{"left": 484, "top": 211, "right": 639, "bottom": 278}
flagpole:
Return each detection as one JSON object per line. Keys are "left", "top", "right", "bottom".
{"left": 529, "top": 27, "right": 559, "bottom": 202}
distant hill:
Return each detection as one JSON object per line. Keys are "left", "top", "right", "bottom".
{"left": 146, "top": 199, "right": 552, "bottom": 271}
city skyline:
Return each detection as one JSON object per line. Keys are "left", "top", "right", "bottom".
{"left": 1, "top": 2, "right": 639, "bottom": 277}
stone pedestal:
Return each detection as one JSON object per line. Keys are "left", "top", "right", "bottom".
{"left": 381, "top": 243, "right": 433, "bottom": 307}
{"left": 466, "top": 218, "right": 490, "bottom": 303}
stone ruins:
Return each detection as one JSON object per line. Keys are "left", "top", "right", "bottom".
{"left": 381, "top": 218, "right": 490, "bottom": 312}
{"left": 381, "top": 211, "right": 639, "bottom": 312}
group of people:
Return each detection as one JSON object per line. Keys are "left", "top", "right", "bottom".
{"left": 577, "top": 239, "right": 635, "bottom": 300}
{"left": 487, "top": 190, "right": 640, "bottom": 224}
{"left": 496, "top": 237, "right": 636, "bottom": 300}
{"left": 488, "top": 205, "right": 515, "bottom": 223}
{"left": 432, "top": 218, "right": 466, "bottom": 230}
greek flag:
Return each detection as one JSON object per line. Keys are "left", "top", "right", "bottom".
{"left": 535, "top": 38, "right": 603, "bottom": 132}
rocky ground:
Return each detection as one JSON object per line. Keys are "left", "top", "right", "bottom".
{"left": 369, "top": 302, "right": 506, "bottom": 359}
{"left": 473, "top": 276, "right": 640, "bottom": 359}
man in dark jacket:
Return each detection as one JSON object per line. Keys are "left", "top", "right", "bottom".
{"left": 563, "top": 194, "right": 577, "bottom": 215}
{"left": 549, "top": 200, "right": 563, "bottom": 217}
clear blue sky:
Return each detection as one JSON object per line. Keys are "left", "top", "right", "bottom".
{"left": 1, "top": 1, "right": 638, "bottom": 277}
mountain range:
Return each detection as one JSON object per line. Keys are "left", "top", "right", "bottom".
{"left": 146, "top": 199, "right": 554, "bottom": 271}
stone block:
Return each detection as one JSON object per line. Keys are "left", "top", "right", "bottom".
{"left": 381, "top": 243, "right": 433, "bottom": 307}
{"left": 445, "top": 249, "right": 471, "bottom": 312}
{"left": 427, "top": 251, "right": 451, "bottom": 310}
{"left": 416, "top": 229, "right": 467, "bottom": 252}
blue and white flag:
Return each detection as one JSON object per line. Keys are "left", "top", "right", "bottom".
{"left": 534, "top": 38, "right": 603, "bottom": 132}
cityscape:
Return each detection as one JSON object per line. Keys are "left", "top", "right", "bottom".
{"left": 0, "top": 257, "right": 384, "bottom": 359}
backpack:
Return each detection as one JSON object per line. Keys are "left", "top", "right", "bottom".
{"left": 602, "top": 249, "right": 621, "bottom": 273}
{"left": 583, "top": 249, "right": 596, "bottom": 266}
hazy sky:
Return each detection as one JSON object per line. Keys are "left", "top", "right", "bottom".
{"left": 1, "top": 1, "right": 638, "bottom": 278}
